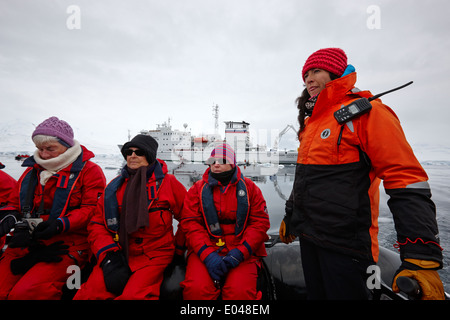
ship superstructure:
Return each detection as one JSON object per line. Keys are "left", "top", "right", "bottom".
{"left": 119, "top": 107, "right": 298, "bottom": 164}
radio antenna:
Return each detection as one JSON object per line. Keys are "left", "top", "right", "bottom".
{"left": 369, "top": 81, "right": 413, "bottom": 101}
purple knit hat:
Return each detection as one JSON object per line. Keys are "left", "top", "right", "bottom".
{"left": 206, "top": 143, "right": 237, "bottom": 167}
{"left": 32, "top": 116, "right": 75, "bottom": 147}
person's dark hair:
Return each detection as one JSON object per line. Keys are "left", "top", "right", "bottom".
{"left": 295, "top": 88, "right": 310, "bottom": 134}
{"left": 296, "top": 72, "right": 339, "bottom": 134}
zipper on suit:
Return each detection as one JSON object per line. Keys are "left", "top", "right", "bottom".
{"left": 337, "top": 125, "right": 345, "bottom": 161}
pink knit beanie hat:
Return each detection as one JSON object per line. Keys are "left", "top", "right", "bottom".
{"left": 302, "top": 48, "right": 348, "bottom": 81}
{"left": 206, "top": 143, "right": 237, "bottom": 167}
{"left": 32, "top": 116, "right": 75, "bottom": 147}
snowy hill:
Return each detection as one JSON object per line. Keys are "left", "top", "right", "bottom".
{"left": 0, "top": 119, "right": 35, "bottom": 153}
{"left": 0, "top": 118, "right": 120, "bottom": 155}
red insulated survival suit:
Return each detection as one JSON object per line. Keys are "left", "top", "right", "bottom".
{"left": 74, "top": 159, "right": 187, "bottom": 300}
{"left": 180, "top": 166, "right": 270, "bottom": 300}
{"left": 0, "top": 145, "right": 106, "bottom": 300}
{"left": 0, "top": 169, "right": 16, "bottom": 207}
{"left": 0, "top": 169, "right": 17, "bottom": 249}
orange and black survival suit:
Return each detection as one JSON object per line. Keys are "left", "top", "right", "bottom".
{"left": 288, "top": 72, "right": 443, "bottom": 299}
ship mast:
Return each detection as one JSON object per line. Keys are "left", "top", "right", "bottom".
{"left": 212, "top": 104, "right": 219, "bottom": 135}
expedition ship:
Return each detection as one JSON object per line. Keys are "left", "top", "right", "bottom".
{"left": 119, "top": 118, "right": 298, "bottom": 165}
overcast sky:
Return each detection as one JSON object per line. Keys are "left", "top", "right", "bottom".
{"left": 1, "top": 0, "right": 449, "bottom": 158}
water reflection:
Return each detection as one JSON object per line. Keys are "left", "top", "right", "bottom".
{"left": 167, "top": 162, "right": 295, "bottom": 235}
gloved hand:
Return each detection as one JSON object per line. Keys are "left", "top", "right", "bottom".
{"left": 101, "top": 250, "right": 132, "bottom": 296}
{"left": 0, "top": 211, "right": 21, "bottom": 237}
{"left": 33, "top": 218, "right": 63, "bottom": 240}
{"left": 8, "top": 220, "right": 35, "bottom": 248}
{"left": 223, "top": 248, "right": 244, "bottom": 269}
{"left": 392, "top": 258, "right": 445, "bottom": 300}
{"left": 279, "top": 215, "right": 296, "bottom": 244}
{"left": 10, "top": 241, "right": 69, "bottom": 275}
{"left": 203, "top": 251, "right": 228, "bottom": 281}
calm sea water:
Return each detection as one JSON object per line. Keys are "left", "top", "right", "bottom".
{"left": 167, "top": 161, "right": 450, "bottom": 292}
{"left": 1, "top": 154, "right": 449, "bottom": 292}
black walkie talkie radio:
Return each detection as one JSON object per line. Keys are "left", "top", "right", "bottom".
{"left": 334, "top": 81, "right": 413, "bottom": 124}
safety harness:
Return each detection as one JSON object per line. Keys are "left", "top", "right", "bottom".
{"left": 200, "top": 176, "right": 250, "bottom": 238}
{"left": 103, "top": 161, "right": 165, "bottom": 233}
{"left": 18, "top": 152, "right": 86, "bottom": 219}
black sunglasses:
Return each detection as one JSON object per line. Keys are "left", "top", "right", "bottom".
{"left": 124, "top": 149, "right": 146, "bottom": 157}
{"left": 205, "top": 157, "right": 229, "bottom": 165}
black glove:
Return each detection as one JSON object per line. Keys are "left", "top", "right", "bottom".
{"left": 33, "top": 219, "right": 63, "bottom": 240}
{"left": 8, "top": 220, "right": 35, "bottom": 248}
{"left": 10, "top": 241, "right": 69, "bottom": 275}
{"left": 279, "top": 193, "right": 296, "bottom": 244}
{"left": 101, "top": 250, "right": 132, "bottom": 296}
{"left": 0, "top": 211, "right": 21, "bottom": 237}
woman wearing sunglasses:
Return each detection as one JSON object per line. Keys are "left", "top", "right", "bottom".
{"left": 75, "top": 134, "right": 187, "bottom": 299}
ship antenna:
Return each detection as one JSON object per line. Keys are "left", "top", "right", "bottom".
{"left": 212, "top": 104, "right": 219, "bottom": 135}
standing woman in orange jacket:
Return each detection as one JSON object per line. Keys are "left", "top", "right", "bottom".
{"left": 180, "top": 144, "right": 270, "bottom": 300}
{"left": 0, "top": 116, "right": 106, "bottom": 300}
{"left": 279, "top": 48, "right": 444, "bottom": 300}
{"left": 74, "top": 134, "right": 187, "bottom": 300}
